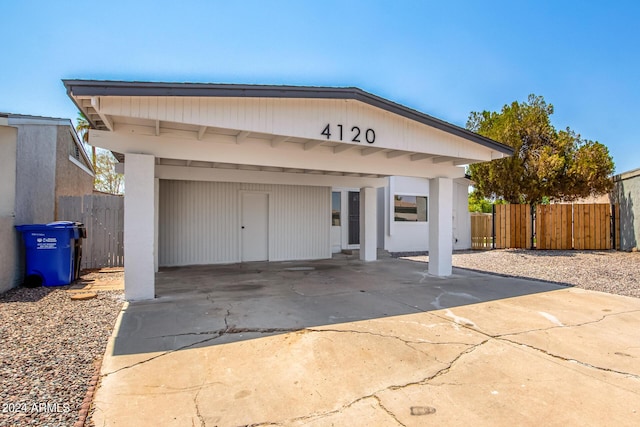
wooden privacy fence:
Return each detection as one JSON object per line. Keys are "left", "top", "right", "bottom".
{"left": 471, "top": 203, "right": 620, "bottom": 250}
{"left": 470, "top": 213, "right": 493, "bottom": 249}
{"left": 536, "top": 204, "right": 572, "bottom": 249}
{"left": 494, "top": 204, "right": 532, "bottom": 249}
{"left": 573, "top": 204, "right": 620, "bottom": 250}
{"left": 57, "top": 195, "right": 124, "bottom": 269}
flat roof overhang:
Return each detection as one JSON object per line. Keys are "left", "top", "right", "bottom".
{"left": 64, "top": 80, "right": 513, "bottom": 180}
{"left": 64, "top": 79, "right": 513, "bottom": 156}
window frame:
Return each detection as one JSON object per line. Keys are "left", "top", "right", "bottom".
{"left": 393, "top": 194, "right": 428, "bottom": 222}
{"left": 331, "top": 191, "right": 342, "bottom": 226}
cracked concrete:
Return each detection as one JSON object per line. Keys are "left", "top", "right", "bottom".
{"left": 92, "top": 257, "right": 640, "bottom": 426}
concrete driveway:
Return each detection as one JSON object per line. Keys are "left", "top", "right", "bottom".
{"left": 94, "top": 255, "right": 640, "bottom": 426}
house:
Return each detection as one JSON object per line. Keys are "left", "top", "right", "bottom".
{"left": 0, "top": 113, "right": 94, "bottom": 293}
{"left": 612, "top": 167, "right": 640, "bottom": 251}
{"left": 64, "top": 80, "right": 513, "bottom": 300}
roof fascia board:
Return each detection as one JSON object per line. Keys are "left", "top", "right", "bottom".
{"left": 63, "top": 80, "right": 513, "bottom": 155}
{"left": 8, "top": 116, "right": 72, "bottom": 126}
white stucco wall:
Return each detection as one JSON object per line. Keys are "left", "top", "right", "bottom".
{"left": 429, "top": 177, "right": 453, "bottom": 276}
{"left": 331, "top": 226, "right": 341, "bottom": 253}
{"left": 359, "top": 187, "right": 377, "bottom": 261}
{"left": 377, "top": 186, "right": 385, "bottom": 249}
{"left": 159, "top": 180, "right": 331, "bottom": 266}
{"left": 384, "top": 176, "right": 430, "bottom": 252}
{"left": 453, "top": 181, "right": 472, "bottom": 250}
{"left": 0, "top": 125, "right": 20, "bottom": 292}
{"left": 380, "top": 176, "right": 470, "bottom": 253}
{"left": 124, "top": 153, "right": 156, "bottom": 300}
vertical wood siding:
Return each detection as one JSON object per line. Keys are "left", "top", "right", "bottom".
{"left": 159, "top": 180, "right": 330, "bottom": 266}
{"left": 100, "top": 96, "right": 488, "bottom": 159}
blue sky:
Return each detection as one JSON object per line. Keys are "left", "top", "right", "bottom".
{"left": 1, "top": 0, "right": 638, "bottom": 173}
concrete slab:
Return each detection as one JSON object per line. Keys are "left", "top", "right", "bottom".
{"left": 93, "top": 257, "right": 640, "bottom": 426}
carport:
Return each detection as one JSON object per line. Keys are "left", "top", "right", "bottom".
{"left": 65, "top": 80, "right": 513, "bottom": 300}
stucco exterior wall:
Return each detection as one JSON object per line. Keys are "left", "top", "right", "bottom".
{"left": 452, "top": 181, "right": 472, "bottom": 250}
{"left": 379, "top": 176, "right": 470, "bottom": 252}
{"left": 384, "top": 176, "right": 430, "bottom": 252}
{"left": 54, "top": 125, "right": 94, "bottom": 219}
{"left": 0, "top": 125, "right": 20, "bottom": 292}
{"left": 613, "top": 169, "right": 640, "bottom": 251}
{"left": 14, "top": 124, "right": 57, "bottom": 225}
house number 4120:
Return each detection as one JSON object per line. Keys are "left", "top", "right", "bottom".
{"left": 321, "top": 124, "right": 375, "bottom": 144}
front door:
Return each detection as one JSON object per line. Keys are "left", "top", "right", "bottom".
{"left": 348, "top": 191, "right": 360, "bottom": 245}
{"left": 241, "top": 192, "right": 269, "bottom": 261}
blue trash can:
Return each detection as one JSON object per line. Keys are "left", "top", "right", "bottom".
{"left": 16, "top": 221, "right": 80, "bottom": 287}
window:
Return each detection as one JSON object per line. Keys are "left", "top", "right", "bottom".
{"left": 394, "top": 195, "right": 427, "bottom": 222}
{"left": 69, "top": 138, "right": 80, "bottom": 160}
{"left": 331, "top": 192, "right": 341, "bottom": 226}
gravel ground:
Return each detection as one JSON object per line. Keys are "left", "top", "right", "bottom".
{"left": 0, "top": 285, "right": 123, "bottom": 427}
{"left": 406, "top": 249, "right": 640, "bottom": 299}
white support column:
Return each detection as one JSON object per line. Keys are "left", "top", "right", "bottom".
{"left": 428, "top": 177, "right": 453, "bottom": 276}
{"left": 154, "top": 178, "right": 159, "bottom": 273}
{"left": 124, "top": 154, "right": 156, "bottom": 300}
{"left": 359, "top": 187, "right": 377, "bottom": 261}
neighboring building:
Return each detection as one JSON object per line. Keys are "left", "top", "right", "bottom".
{"left": 572, "top": 194, "right": 611, "bottom": 204}
{"left": 612, "top": 168, "right": 640, "bottom": 251}
{"left": 65, "top": 80, "right": 513, "bottom": 300}
{"left": 0, "top": 113, "right": 94, "bottom": 292}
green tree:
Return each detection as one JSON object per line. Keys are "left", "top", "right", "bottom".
{"left": 467, "top": 95, "right": 614, "bottom": 205}
{"left": 94, "top": 149, "right": 124, "bottom": 195}
{"left": 76, "top": 112, "right": 96, "bottom": 169}
{"left": 468, "top": 190, "right": 506, "bottom": 213}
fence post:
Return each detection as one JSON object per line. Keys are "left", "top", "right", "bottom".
{"left": 611, "top": 203, "right": 616, "bottom": 251}
{"left": 530, "top": 204, "right": 536, "bottom": 249}
{"left": 492, "top": 204, "right": 496, "bottom": 249}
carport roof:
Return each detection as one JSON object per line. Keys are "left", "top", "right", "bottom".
{"left": 63, "top": 79, "right": 513, "bottom": 156}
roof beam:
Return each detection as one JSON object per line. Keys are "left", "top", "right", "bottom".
{"left": 361, "top": 147, "right": 384, "bottom": 156}
{"left": 90, "top": 97, "right": 113, "bottom": 131}
{"left": 432, "top": 156, "right": 456, "bottom": 164}
{"left": 197, "top": 126, "right": 207, "bottom": 140}
{"left": 236, "top": 131, "right": 251, "bottom": 144}
{"left": 155, "top": 120, "right": 160, "bottom": 136}
{"left": 454, "top": 158, "right": 477, "bottom": 166}
{"left": 304, "top": 140, "right": 325, "bottom": 151}
{"left": 271, "top": 135, "right": 289, "bottom": 148}
{"left": 410, "top": 153, "right": 435, "bottom": 162}
{"left": 386, "top": 150, "right": 410, "bottom": 159}
{"left": 333, "top": 144, "right": 356, "bottom": 154}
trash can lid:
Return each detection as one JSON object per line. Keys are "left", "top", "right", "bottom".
{"left": 46, "top": 221, "right": 77, "bottom": 228}
{"left": 15, "top": 224, "right": 48, "bottom": 231}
